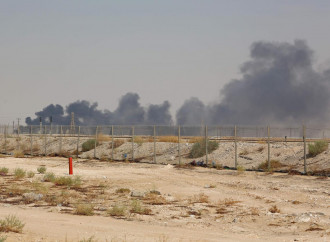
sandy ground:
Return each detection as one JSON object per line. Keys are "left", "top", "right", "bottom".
{"left": 0, "top": 157, "right": 329, "bottom": 242}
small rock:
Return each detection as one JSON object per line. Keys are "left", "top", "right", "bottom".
{"left": 131, "top": 191, "right": 145, "bottom": 198}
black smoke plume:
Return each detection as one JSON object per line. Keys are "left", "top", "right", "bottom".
{"left": 177, "top": 40, "right": 330, "bottom": 125}
{"left": 26, "top": 40, "right": 330, "bottom": 126}
{"left": 25, "top": 93, "right": 172, "bottom": 125}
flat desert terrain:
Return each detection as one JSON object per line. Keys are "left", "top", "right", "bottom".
{"left": 0, "top": 157, "right": 329, "bottom": 241}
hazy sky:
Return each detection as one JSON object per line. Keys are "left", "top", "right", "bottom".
{"left": 1, "top": 0, "right": 330, "bottom": 124}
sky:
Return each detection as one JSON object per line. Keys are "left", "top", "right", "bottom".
{"left": 1, "top": 0, "right": 330, "bottom": 125}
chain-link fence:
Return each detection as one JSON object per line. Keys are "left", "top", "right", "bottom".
{"left": 0, "top": 124, "right": 329, "bottom": 175}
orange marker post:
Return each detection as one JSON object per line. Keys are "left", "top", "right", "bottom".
{"left": 69, "top": 157, "right": 73, "bottom": 175}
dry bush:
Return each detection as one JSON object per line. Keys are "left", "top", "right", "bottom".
{"left": 144, "top": 193, "right": 167, "bottom": 205}
{"left": 132, "top": 136, "right": 145, "bottom": 146}
{"left": 75, "top": 203, "right": 94, "bottom": 216}
{"left": 189, "top": 139, "right": 219, "bottom": 158}
{"left": 37, "top": 166, "right": 46, "bottom": 174}
{"left": 43, "top": 172, "right": 56, "bottom": 182}
{"left": 27, "top": 171, "right": 35, "bottom": 178}
{"left": 97, "top": 133, "right": 111, "bottom": 142}
{"left": 107, "top": 204, "right": 127, "bottom": 217}
{"left": 258, "top": 160, "right": 283, "bottom": 171}
{"left": 31, "top": 181, "right": 49, "bottom": 195}
{"left": 14, "top": 168, "right": 26, "bottom": 179}
{"left": 239, "top": 149, "right": 249, "bottom": 156}
{"left": 54, "top": 175, "right": 81, "bottom": 188}
{"left": 116, "top": 188, "right": 130, "bottom": 194}
{"left": 32, "top": 144, "right": 40, "bottom": 153}
{"left": 130, "top": 200, "right": 152, "bottom": 215}
{"left": 236, "top": 166, "right": 246, "bottom": 174}
{"left": 158, "top": 136, "right": 178, "bottom": 143}
{"left": 269, "top": 205, "right": 280, "bottom": 213}
{"left": 256, "top": 146, "right": 265, "bottom": 152}
{"left": 0, "top": 215, "right": 25, "bottom": 233}
{"left": 0, "top": 167, "right": 9, "bottom": 176}
{"left": 112, "top": 139, "right": 125, "bottom": 148}
{"left": 13, "top": 150, "right": 24, "bottom": 158}
{"left": 191, "top": 193, "right": 209, "bottom": 204}
{"left": 82, "top": 139, "right": 98, "bottom": 152}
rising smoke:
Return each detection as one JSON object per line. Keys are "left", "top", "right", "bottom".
{"left": 26, "top": 40, "right": 330, "bottom": 126}
{"left": 177, "top": 40, "right": 330, "bottom": 125}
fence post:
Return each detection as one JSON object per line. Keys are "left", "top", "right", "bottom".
{"left": 234, "top": 125, "right": 237, "bottom": 169}
{"left": 153, "top": 125, "right": 156, "bottom": 163}
{"left": 205, "top": 125, "right": 208, "bottom": 166}
{"left": 94, "top": 126, "right": 98, "bottom": 159}
{"left": 267, "top": 126, "right": 270, "bottom": 170}
{"left": 59, "top": 126, "right": 63, "bottom": 155}
{"left": 30, "top": 126, "right": 33, "bottom": 156}
{"left": 76, "top": 126, "right": 80, "bottom": 159}
{"left": 131, "top": 126, "right": 134, "bottom": 162}
{"left": 17, "top": 123, "right": 20, "bottom": 151}
{"left": 4, "top": 126, "right": 7, "bottom": 154}
{"left": 303, "top": 125, "right": 307, "bottom": 174}
{"left": 178, "top": 125, "right": 181, "bottom": 165}
{"left": 44, "top": 126, "right": 47, "bottom": 156}
{"left": 111, "top": 125, "right": 114, "bottom": 161}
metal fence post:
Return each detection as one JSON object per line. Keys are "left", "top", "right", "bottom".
{"left": 44, "top": 126, "right": 47, "bottom": 156}
{"left": 30, "top": 126, "right": 33, "bottom": 156}
{"left": 4, "top": 126, "right": 7, "bottom": 154}
{"left": 17, "top": 123, "right": 20, "bottom": 151}
{"left": 111, "top": 125, "right": 114, "bottom": 161}
{"left": 153, "top": 125, "right": 156, "bottom": 163}
{"left": 132, "top": 126, "right": 134, "bottom": 162}
{"left": 267, "top": 126, "right": 270, "bottom": 170}
{"left": 178, "top": 125, "right": 181, "bottom": 165}
{"left": 303, "top": 125, "right": 307, "bottom": 174}
{"left": 94, "top": 126, "right": 98, "bottom": 159}
{"left": 234, "top": 125, "right": 237, "bottom": 169}
{"left": 205, "top": 125, "right": 208, "bottom": 166}
{"left": 59, "top": 126, "right": 63, "bottom": 155}
{"left": 76, "top": 126, "right": 80, "bottom": 159}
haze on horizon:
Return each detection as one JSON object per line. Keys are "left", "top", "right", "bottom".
{"left": 2, "top": 1, "right": 330, "bottom": 126}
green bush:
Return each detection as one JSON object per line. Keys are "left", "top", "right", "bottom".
{"left": 43, "top": 172, "right": 56, "bottom": 182}
{"left": 0, "top": 167, "right": 9, "bottom": 176}
{"left": 308, "top": 140, "right": 328, "bottom": 157}
{"left": 14, "top": 168, "right": 26, "bottom": 179}
{"left": 37, "top": 166, "right": 46, "bottom": 174}
{"left": 107, "top": 204, "right": 126, "bottom": 217}
{"left": 0, "top": 215, "right": 25, "bottom": 233}
{"left": 189, "top": 139, "right": 219, "bottom": 158}
{"left": 54, "top": 176, "right": 81, "bottom": 187}
{"left": 82, "top": 139, "right": 99, "bottom": 152}
{"left": 27, "top": 171, "right": 35, "bottom": 178}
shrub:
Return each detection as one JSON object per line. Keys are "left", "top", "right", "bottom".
{"left": 115, "top": 188, "right": 130, "bottom": 194}
{"left": 107, "top": 204, "right": 127, "bottom": 217}
{"left": 189, "top": 139, "right": 219, "bottom": 158}
{"left": 308, "top": 140, "right": 328, "bottom": 157}
{"left": 27, "top": 171, "right": 35, "bottom": 178}
{"left": 130, "top": 200, "right": 152, "bottom": 215}
{"left": 269, "top": 205, "right": 280, "bottom": 213}
{"left": 258, "top": 160, "right": 283, "bottom": 171}
{"left": 43, "top": 172, "right": 56, "bottom": 182}
{"left": 132, "top": 136, "right": 144, "bottom": 146}
{"left": 0, "top": 215, "right": 25, "bottom": 233}
{"left": 0, "top": 235, "right": 7, "bottom": 242}
{"left": 239, "top": 149, "right": 249, "bottom": 156}
{"left": 54, "top": 176, "right": 81, "bottom": 187}
{"left": 13, "top": 151, "right": 24, "bottom": 158}
{"left": 75, "top": 203, "right": 94, "bottom": 216}
{"left": 14, "top": 168, "right": 26, "bottom": 179}
{"left": 37, "top": 166, "right": 46, "bottom": 174}
{"left": 82, "top": 139, "right": 99, "bottom": 152}
{"left": 0, "top": 167, "right": 9, "bottom": 176}
{"left": 112, "top": 139, "right": 125, "bottom": 148}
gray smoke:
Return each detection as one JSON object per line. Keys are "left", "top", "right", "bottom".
{"left": 25, "top": 92, "right": 172, "bottom": 125}
{"left": 176, "top": 97, "right": 205, "bottom": 125}
{"left": 177, "top": 40, "right": 330, "bottom": 125}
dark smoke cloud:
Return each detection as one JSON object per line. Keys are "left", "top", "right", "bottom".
{"left": 26, "top": 40, "right": 330, "bottom": 126}
{"left": 177, "top": 40, "right": 330, "bottom": 125}
{"left": 25, "top": 93, "right": 172, "bottom": 125}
